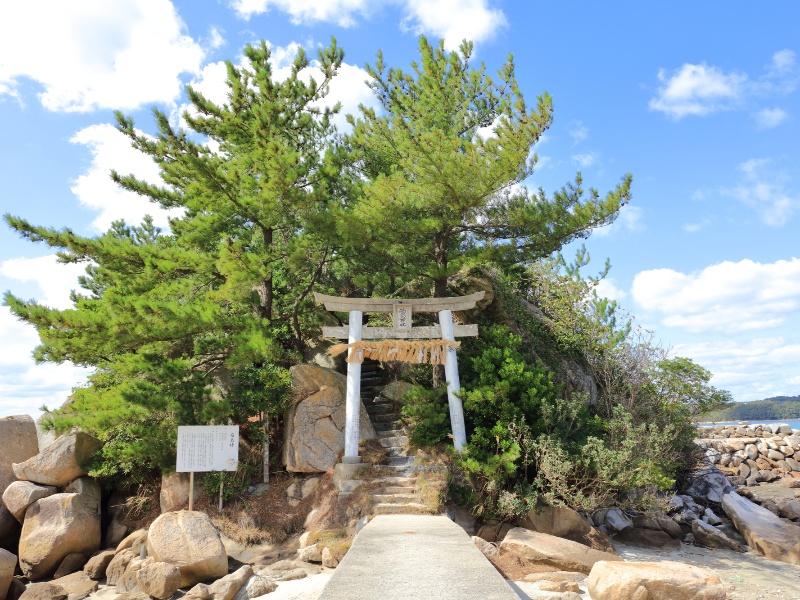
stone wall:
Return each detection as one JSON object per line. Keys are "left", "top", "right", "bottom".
{"left": 696, "top": 423, "right": 800, "bottom": 486}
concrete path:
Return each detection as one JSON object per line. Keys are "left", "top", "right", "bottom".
{"left": 317, "top": 514, "right": 519, "bottom": 600}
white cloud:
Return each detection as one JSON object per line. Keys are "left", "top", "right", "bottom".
{"left": 571, "top": 152, "right": 597, "bottom": 169}
{"left": 650, "top": 49, "right": 799, "bottom": 120}
{"left": 682, "top": 218, "right": 710, "bottom": 233}
{"left": 0, "top": 299, "right": 90, "bottom": 419}
{"left": 674, "top": 337, "right": 800, "bottom": 401}
{"left": 593, "top": 205, "right": 643, "bottom": 237}
{"left": 70, "top": 124, "right": 180, "bottom": 231}
{"left": 754, "top": 107, "right": 788, "bottom": 128}
{"left": 725, "top": 158, "right": 798, "bottom": 226}
{"left": 632, "top": 258, "right": 800, "bottom": 334}
{"left": 649, "top": 63, "right": 747, "bottom": 118}
{"left": 401, "top": 0, "right": 507, "bottom": 49}
{"left": 232, "top": 0, "right": 372, "bottom": 26}
{"left": 594, "top": 278, "right": 627, "bottom": 301}
{"left": 232, "top": 0, "right": 506, "bottom": 48}
{"left": 0, "top": 255, "right": 86, "bottom": 310}
{"left": 567, "top": 121, "right": 588, "bottom": 145}
{"left": 0, "top": 0, "right": 205, "bottom": 112}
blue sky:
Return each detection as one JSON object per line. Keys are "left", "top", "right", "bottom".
{"left": 1, "top": 1, "right": 799, "bottom": 418}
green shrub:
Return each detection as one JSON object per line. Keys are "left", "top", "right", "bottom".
{"left": 400, "top": 385, "right": 450, "bottom": 446}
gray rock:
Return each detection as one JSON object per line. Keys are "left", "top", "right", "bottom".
{"left": 691, "top": 520, "right": 744, "bottom": 552}
{"left": 685, "top": 469, "right": 732, "bottom": 503}
{"left": 0, "top": 548, "right": 16, "bottom": 600}
{"left": 283, "top": 365, "right": 376, "bottom": 473}
{"left": 0, "top": 415, "right": 39, "bottom": 496}
{"left": 500, "top": 528, "right": 620, "bottom": 574}
{"left": 18, "top": 492, "right": 101, "bottom": 580}
{"left": 1, "top": 481, "right": 57, "bottom": 522}
{"left": 722, "top": 490, "right": 800, "bottom": 564}
{"left": 12, "top": 433, "right": 101, "bottom": 487}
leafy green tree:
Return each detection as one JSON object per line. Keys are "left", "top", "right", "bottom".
{"left": 653, "top": 357, "right": 733, "bottom": 419}
{"left": 3, "top": 40, "right": 346, "bottom": 468}
{"left": 344, "top": 36, "right": 632, "bottom": 297}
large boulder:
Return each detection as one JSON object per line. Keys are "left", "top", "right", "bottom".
{"left": 50, "top": 571, "right": 98, "bottom": 599}
{"left": 499, "top": 527, "right": 621, "bottom": 574}
{"left": 2, "top": 482, "right": 58, "bottom": 522}
{"left": 691, "top": 520, "right": 745, "bottom": 552}
{"left": 12, "top": 433, "right": 101, "bottom": 487}
{"left": 1, "top": 549, "right": 16, "bottom": 600}
{"left": 159, "top": 472, "right": 198, "bottom": 513}
{"left": 17, "top": 582, "right": 68, "bottom": 600}
{"left": 83, "top": 549, "right": 116, "bottom": 580}
{"left": 684, "top": 468, "right": 733, "bottom": 504}
{"left": 18, "top": 491, "right": 101, "bottom": 580}
{"left": 722, "top": 490, "right": 800, "bottom": 564}
{"left": 0, "top": 416, "right": 38, "bottom": 495}
{"left": 613, "top": 526, "right": 680, "bottom": 550}
{"left": 135, "top": 561, "right": 182, "bottom": 600}
{"left": 588, "top": 560, "right": 726, "bottom": 600}
{"left": 283, "top": 365, "right": 376, "bottom": 473}
{"left": 146, "top": 511, "right": 228, "bottom": 588}
{"left": 517, "top": 505, "right": 615, "bottom": 554}
{"left": 184, "top": 565, "right": 252, "bottom": 600}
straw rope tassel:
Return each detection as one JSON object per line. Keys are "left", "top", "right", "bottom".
{"left": 328, "top": 339, "right": 460, "bottom": 365}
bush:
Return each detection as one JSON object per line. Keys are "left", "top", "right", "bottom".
{"left": 400, "top": 385, "right": 450, "bottom": 446}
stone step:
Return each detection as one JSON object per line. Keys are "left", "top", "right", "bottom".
{"left": 380, "top": 486, "right": 416, "bottom": 495}
{"left": 367, "top": 398, "right": 394, "bottom": 408}
{"left": 385, "top": 447, "right": 407, "bottom": 458}
{"left": 379, "top": 436, "right": 408, "bottom": 448}
{"left": 370, "top": 412, "right": 402, "bottom": 423}
{"left": 372, "top": 502, "right": 429, "bottom": 515}
{"left": 371, "top": 493, "right": 418, "bottom": 504}
{"left": 372, "top": 477, "right": 416, "bottom": 486}
{"left": 366, "top": 403, "right": 395, "bottom": 415}
{"left": 361, "top": 376, "right": 383, "bottom": 385}
{"left": 388, "top": 456, "right": 416, "bottom": 467}
{"left": 378, "top": 429, "right": 404, "bottom": 438}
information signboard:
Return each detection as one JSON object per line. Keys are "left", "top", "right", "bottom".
{"left": 176, "top": 425, "right": 239, "bottom": 472}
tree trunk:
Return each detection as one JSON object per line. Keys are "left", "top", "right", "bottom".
{"left": 263, "top": 414, "right": 270, "bottom": 484}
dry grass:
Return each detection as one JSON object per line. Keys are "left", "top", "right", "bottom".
{"left": 307, "top": 527, "right": 354, "bottom": 560}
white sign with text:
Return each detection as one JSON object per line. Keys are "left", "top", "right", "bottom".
{"left": 176, "top": 425, "right": 239, "bottom": 472}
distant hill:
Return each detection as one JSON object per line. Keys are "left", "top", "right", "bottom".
{"left": 702, "top": 395, "right": 800, "bottom": 422}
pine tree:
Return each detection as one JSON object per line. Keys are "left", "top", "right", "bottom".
{"left": 3, "top": 40, "right": 346, "bottom": 459}
{"left": 344, "top": 36, "right": 632, "bottom": 297}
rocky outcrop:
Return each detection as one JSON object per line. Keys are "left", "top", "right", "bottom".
{"left": 517, "top": 505, "right": 615, "bottom": 554}
{"left": 146, "top": 511, "right": 228, "bottom": 588}
{"left": 0, "top": 416, "right": 39, "bottom": 496}
{"left": 18, "top": 491, "right": 101, "bottom": 580}
{"left": 283, "top": 365, "right": 376, "bottom": 473}
{"left": 499, "top": 527, "right": 621, "bottom": 574}
{"left": 50, "top": 571, "right": 98, "bottom": 599}
{"left": 12, "top": 433, "right": 101, "bottom": 487}
{"left": 588, "top": 560, "right": 726, "bottom": 600}
{"left": 2, "top": 482, "right": 57, "bottom": 522}
{"left": 722, "top": 490, "right": 800, "bottom": 565}
{"left": 17, "top": 582, "right": 68, "bottom": 600}
{"left": 232, "top": 575, "right": 277, "bottom": 600}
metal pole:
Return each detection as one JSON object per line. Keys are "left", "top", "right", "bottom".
{"left": 439, "top": 309, "right": 467, "bottom": 451}
{"left": 189, "top": 471, "right": 194, "bottom": 511}
{"left": 219, "top": 480, "right": 224, "bottom": 511}
{"left": 344, "top": 310, "right": 363, "bottom": 458}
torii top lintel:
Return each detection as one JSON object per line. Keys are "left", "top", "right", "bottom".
{"left": 312, "top": 291, "right": 485, "bottom": 313}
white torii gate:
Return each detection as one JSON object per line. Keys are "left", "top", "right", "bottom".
{"left": 314, "top": 292, "right": 484, "bottom": 467}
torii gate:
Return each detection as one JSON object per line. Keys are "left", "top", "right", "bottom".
{"left": 314, "top": 291, "right": 484, "bottom": 474}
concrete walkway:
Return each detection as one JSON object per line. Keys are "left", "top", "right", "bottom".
{"left": 317, "top": 514, "right": 519, "bottom": 600}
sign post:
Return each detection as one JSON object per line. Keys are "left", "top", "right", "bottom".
{"left": 176, "top": 425, "right": 239, "bottom": 511}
